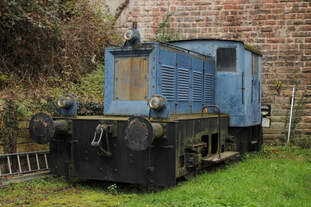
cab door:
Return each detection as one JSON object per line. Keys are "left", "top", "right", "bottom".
{"left": 251, "top": 54, "right": 260, "bottom": 123}
{"left": 215, "top": 47, "right": 243, "bottom": 118}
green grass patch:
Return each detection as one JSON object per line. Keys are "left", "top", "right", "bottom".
{"left": 0, "top": 177, "right": 129, "bottom": 207}
{"left": 1, "top": 146, "right": 311, "bottom": 207}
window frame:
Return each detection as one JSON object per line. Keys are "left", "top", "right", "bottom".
{"left": 216, "top": 47, "right": 237, "bottom": 73}
{"left": 252, "top": 53, "right": 258, "bottom": 77}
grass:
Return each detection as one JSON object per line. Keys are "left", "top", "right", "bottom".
{"left": 1, "top": 145, "right": 311, "bottom": 207}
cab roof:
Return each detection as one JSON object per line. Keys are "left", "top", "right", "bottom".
{"left": 168, "top": 39, "right": 262, "bottom": 56}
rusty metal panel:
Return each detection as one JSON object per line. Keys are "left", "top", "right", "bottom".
{"left": 114, "top": 56, "right": 149, "bottom": 100}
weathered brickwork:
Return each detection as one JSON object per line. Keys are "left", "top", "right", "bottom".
{"left": 115, "top": 0, "right": 311, "bottom": 142}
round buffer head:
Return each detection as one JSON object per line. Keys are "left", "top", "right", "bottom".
{"left": 124, "top": 117, "right": 153, "bottom": 151}
{"left": 29, "top": 112, "right": 55, "bottom": 144}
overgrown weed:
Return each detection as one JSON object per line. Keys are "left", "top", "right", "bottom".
{"left": 0, "top": 1, "right": 120, "bottom": 153}
{"left": 0, "top": 0, "right": 121, "bottom": 88}
{"left": 0, "top": 64, "right": 106, "bottom": 153}
{"left": 153, "top": 12, "right": 180, "bottom": 42}
{"left": 246, "top": 144, "right": 311, "bottom": 162}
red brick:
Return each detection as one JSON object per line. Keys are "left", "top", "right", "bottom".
{"left": 302, "top": 73, "right": 311, "bottom": 79}
{"left": 292, "top": 31, "right": 311, "bottom": 37}
{"left": 298, "top": 25, "right": 311, "bottom": 31}
{"left": 305, "top": 13, "right": 311, "bottom": 19}
{"left": 300, "top": 44, "right": 311, "bottom": 49}
{"left": 170, "top": 6, "right": 176, "bottom": 11}
{"left": 265, "top": 20, "right": 277, "bottom": 25}
{"left": 302, "top": 68, "right": 311, "bottom": 73}
{"left": 152, "top": 11, "right": 160, "bottom": 16}
{"left": 303, "top": 117, "right": 311, "bottom": 123}
{"left": 261, "top": 26, "right": 273, "bottom": 32}
{"left": 237, "top": 26, "right": 252, "bottom": 32}
{"left": 224, "top": 4, "right": 235, "bottom": 10}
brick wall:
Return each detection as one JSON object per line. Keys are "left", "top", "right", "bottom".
{"left": 115, "top": 0, "right": 311, "bottom": 142}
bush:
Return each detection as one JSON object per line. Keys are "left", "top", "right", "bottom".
{"left": 0, "top": 0, "right": 121, "bottom": 88}
{"left": 0, "top": 0, "right": 122, "bottom": 153}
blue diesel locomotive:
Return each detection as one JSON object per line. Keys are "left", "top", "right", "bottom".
{"left": 29, "top": 29, "right": 262, "bottom": 187}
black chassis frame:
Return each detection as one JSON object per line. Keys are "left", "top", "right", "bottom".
{"left": 49, "top": 114, "right": 229, "bottom": 187}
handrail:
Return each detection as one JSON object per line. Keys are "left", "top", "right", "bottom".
{"left": 207, "top": 105, "right": 221, "bottom": 158}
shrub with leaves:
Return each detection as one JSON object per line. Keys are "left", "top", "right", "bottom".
{"left": 0, "top": 99, "right": 19, "bottom": 153}
{"left": 0, "top": 0, "right": 121, "bottom": 88}
{"left": 0, "top": 0, "right": 122, "bottom": 153}
{"left": 0, "top": 0, "right": 62, "bottom": 86}
{"left": 153, "top": 13, "right": 180, "bottom": 42}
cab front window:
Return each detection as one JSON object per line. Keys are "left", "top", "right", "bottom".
{"left": 216, "top": 48, "right": 236, "bottom": 72}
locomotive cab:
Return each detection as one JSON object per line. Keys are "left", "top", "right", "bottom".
{"left": 170, "top": 39, "right": 263, "bottom": 152}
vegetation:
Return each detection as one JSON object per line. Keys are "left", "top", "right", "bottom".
{"left": 0, "top": 100, "right": 19, "bottom": 152}
{"left": 0, "top": 0, "right": 121, "bottom": 87}
{"left": 153, "top": 13, "right": 180, "bottom": 42}
{"left": 0, "top": 0, "right": 122, "bottom": 153}
{"left": 282, "top": 72, "right": 308, "bottom": 147}
{"left": 1, "top": 146, "right": 310, "bottom": 207}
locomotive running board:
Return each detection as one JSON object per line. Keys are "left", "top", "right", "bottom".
{"left": 202, "top": 151, "right": 240, "bottom": 164}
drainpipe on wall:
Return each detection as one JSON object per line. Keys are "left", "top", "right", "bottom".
{"left": 287, "top": 87, "right": 295, "bottom": 144}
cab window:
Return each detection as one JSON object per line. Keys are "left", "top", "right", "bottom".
{"left": 216, "top": 48, "right": 236, "bottom": 72}
{"left": 252, "top": 53, "right": 258, "bottom": 77}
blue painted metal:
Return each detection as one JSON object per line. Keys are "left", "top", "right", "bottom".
{"left": 104, "top": 42, "right": 215, "bottom": 118}
{"left": 192, "top": 57, "right": 203, "bottom": 112}
{"left": 176, "top": 52, "right": 191, "bottom": 113}
{"left": 104, "top": 46, "right": 156, "bottom": 116}
{"left": 170, "top": 40, "right": 262, "bottom": 127}
{"left": 204, "top": 61, "right": 216, "bottom": 109}
{"left": 58, "top": 94, "right": 78, "bottom": 116}
{"left": 123, "top": 28, "right": 141, "bottom": 46}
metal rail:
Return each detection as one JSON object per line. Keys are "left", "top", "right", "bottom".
{"left": 0, "top": 150, "right": 49, "bottom": 177}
